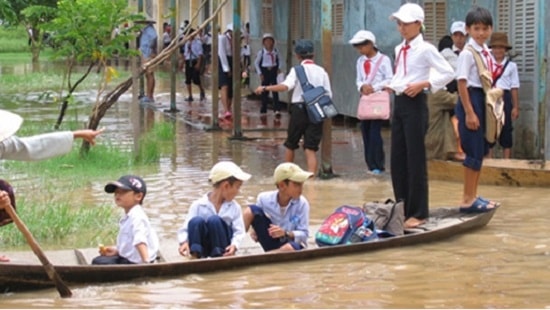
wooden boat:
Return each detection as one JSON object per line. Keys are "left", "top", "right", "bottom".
{"left": 428, "top": 158, "right": 550, "bottom": 187}
{"left": 0, "top": 207, "right": 496, "bottom": 293}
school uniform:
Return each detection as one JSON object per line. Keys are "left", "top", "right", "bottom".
{"left": 92, "top": 204, "right": 159, "bottom": 265}
{"left": 280, "top": 59, "right": 332, "bottom": 151}
{"left": 0, "top": 132, "right": 74, "bottom": 160}
{"left": 183, "top": 37, "right": 203, "bottom": 86}
{"left": 455, "top": 38, "right": 494, "bottom": 171}
{"left": 388, "top": 35, "right": 454, "bottom": 220}
{"left": 254, "top": 48, "right": 281, "bottom": 113}
{"left": 354, "top": 52, "right": 393, "bottom": 172}
{"left": 248, "top": 190, "right": 310, "bottom": 251}
{"left": 176, "top": 193, "right": 245, "bottom": 258}
{"left": 218, "top": 32, "right": 233, "bottom": 98}
{"left": 494, "top": 58, "right": 520, "bottom": 148}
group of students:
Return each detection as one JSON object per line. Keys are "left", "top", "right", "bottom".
{"left": 94, "top": 160, "right": 313, "bottom": 264}
{"left": 348, "top": 3, "right": 504, "bottom": 228}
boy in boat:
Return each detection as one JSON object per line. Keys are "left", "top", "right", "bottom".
{"left": 177, "top": 161, "right": 251, "bottom": 259}
{"left": 454, "top": 6, "right": 500, "bottom": 212}
{"left": 243, "top": 162, "right": 312, "bottom": 252}
{"left": 92, "top": 175, "right": 159, "bottom": 264}
{"left": 0, "top": 109, "right": 103, "bottom": 263}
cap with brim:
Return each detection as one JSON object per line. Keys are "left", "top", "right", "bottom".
{"left": 294, "top": 39, "right": 314, "bottom": 56}
{"left": 0, "top": 109, "right": 23, "bottom": 142}
{"left": 226, "top": 23, "right": 233, "bottom": 32}
{"left": 105, "top": 175, "right": 147, "bottom": 194}
{"left": 349, "top": 30, "right": 376, "bottom": 46}
{"left": 209, "top": 161, "right": 251, "bottom": 184}
{"left": 262, "top": 33, "right": 274, "bottom": 41}
{"left": 274, "top": 163, "right": 314, "bottom": 184}
{"left": 450, "top": 21, "right": 466, "bottom": 35}
{"left": 390, "top": 3, "right": 424, "bottom": 23}
{"left": 489, "top": 32, "right": 512, "bottom": 50}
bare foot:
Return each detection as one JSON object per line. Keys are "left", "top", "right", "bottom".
{"left": 0, "top": 254, "right": 10, "bottom": 262}
{"left": 404, "top": 217, "right": 426, "bottom": 228}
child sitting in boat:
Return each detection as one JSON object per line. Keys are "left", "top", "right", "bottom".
{"left": 92, "top": 175, "right": 159, "bottom": 265}
{"left": 243, "top": 163, "right": 313, "bottom": 252}
{"left": 177, "top": 161, "right": 251, "bottom": 258}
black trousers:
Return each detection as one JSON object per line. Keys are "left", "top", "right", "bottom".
{"left": 260, "top": 67, "right": 280, "bottom": 113}
{"left": 390, "top": 93, "right": 429, "bottom": 220}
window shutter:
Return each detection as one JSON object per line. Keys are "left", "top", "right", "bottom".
{"left": 511, "top": 0, "right": 536, "bottom": 74}
{"left": 290, "top": 0, "right": 313, "bottom": 40}
{"left": 423, "top": 0, "right": 447, "bottom": 44}
{"left": 497, "top": 0, "right": 511, "bottom": 33}
{"left": 332, "top": 0, "right": 344, "bottom": 41}
{"left": 262, "top": 0, "right": 273, "bottom": 33}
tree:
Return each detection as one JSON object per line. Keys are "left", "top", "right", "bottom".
{"left": 41, "top": 0, "right": 141, "bottom": 131}
{"left": 0, "top": 0, "right": 57, "bottom": 62}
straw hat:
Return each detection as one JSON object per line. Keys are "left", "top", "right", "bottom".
{"left": 0, "top": 109, "right": 23, "bottom": 142}
{"left": 489, "top": 32, "right": 512, "bottom": 50}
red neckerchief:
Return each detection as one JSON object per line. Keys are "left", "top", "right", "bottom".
{"left": 302, "top": 60, "right": 314, "bottom": 65}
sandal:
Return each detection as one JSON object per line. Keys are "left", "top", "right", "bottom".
{"left": 459, "top": 197, "right": 499, "bottom": 213}
{"left": 477, "top": 196, "right": 501, "bottom": 208}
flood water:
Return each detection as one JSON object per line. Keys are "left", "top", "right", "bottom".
{"left": 1, "top": 66, "right": 550, "bottom": 308}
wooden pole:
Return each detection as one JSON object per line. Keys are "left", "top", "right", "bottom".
{"left": 3, "top": 203, "right": 72, "bottom": 298}
{"left": 231, "top": 0, "right": 243, "bottom": 138}
{"left": 319, "top": 0, "right": 335, "bottom": 178}
{"left": 210, "top": 0, "right": 221, "bottom": 130}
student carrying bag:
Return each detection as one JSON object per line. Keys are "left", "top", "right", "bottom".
{"left": 294, "top": 65, "right": 338, "bottom": 124}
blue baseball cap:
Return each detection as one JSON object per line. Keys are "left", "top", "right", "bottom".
{"left": 294, "top": 39, "right": 314, "bottom": 56}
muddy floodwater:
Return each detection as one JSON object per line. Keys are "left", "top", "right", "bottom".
{"left": 1, "top": 69, "right": 550, "bottom": 308}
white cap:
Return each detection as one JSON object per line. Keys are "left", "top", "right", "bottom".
{"left": 226, "top": 23, "right": 233, "bottom": 32}
{"left": 209, "top": 161, "right": 251, "bottom": 184}
{"left": 390, "top": 3, "right": 424, "bottom": 23}
{"left": 0, "top": 109, "right": 23, "bottom": 142}
{"left": 274, "top": 163, "right": 313, "bottom": 184}
{"left": 349, "top": 30, "right": 376, "bottom": 46}
{"left": 450, "top": 21, "right": 466, "bottom": 35}
{"left": 262, "top": 33, "right": 274, "bottom": 40}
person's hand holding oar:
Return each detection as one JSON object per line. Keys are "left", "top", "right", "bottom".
{"left": 0, "top": 190, "right": 72, "bottom": 298}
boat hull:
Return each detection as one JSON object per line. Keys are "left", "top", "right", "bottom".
{"left": 0, "top": 207, "right": 496, "bottom": 292}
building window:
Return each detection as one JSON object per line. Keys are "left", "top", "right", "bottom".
{"left": 511, "top": 0, "right": 536, "bottom": 74}
{"left": 290, "top": 0, "right": 312, "bottom": 40}
{"left": 332, "top": 0, "right": 344, "bottom": 41}
{"left": 262, "top": 0, "right": 273, "bottom": 33}
{"left": 423, "top": 0, "right": 447, "bottom": 44}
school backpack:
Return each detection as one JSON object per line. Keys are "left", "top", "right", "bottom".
{"left": 362, "top": 199, "right": 404, "bottom": 237}
{"left": 315, "top": 205, "right": 377, "bottom": 247}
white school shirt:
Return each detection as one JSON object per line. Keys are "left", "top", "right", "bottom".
{"left": 218, "top": 32, "right": 233, "bottom": 73}
{"left": 494, "top": 58, "right": 520, "bottom": 90}
{"left": 0, "top": 132, "right": 73, "bottom": 161}
{"left": 255, "top": 190, "right": 310, "bottom": 247}
{"left": 254, "top": 48, "right": 280, "bottom": 74}
{"left": 456, "top": 38, "right": 493, "bottom": 88}
{"left": 355, "top": 52, "right": 393, "bottom": 93}
{"left": 281, "top": 60, "right": 332, "bottom": 103}
{"left": 117, "top": 204, "right": 159, "bottom": 264}
{"left": 183, "top": 37, "right": 203, "bottom": 60}
{"left": 176, "top": 193, "right": 246, "bottom": 249}
{"left": 388, "top": 35, "right": 454, "bottom": 94}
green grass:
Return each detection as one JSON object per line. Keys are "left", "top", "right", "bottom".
{"left": 0, "top": 199, "right": 118, "bottom": 249}
{"left": 0, "top": 26, "right": 29, "bottom": 53}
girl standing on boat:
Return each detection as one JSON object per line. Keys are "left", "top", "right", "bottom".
{"left": 349, "top": 30, "right": 393, "bottom": 175}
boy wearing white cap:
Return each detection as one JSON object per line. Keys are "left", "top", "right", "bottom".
{"left": 349, "top": 30, "right": 393, "bottom": 175}
{"left": 243, "top": 163, "right": 313, "bottom": 252}
{"left": 387, "top": 3, "right": 454, "bottom": 228}
{"left": 254, "top": 33, "right": 282, "bottom": 116}
{"left": 450, "top": 21, "right": 467, "bottom": 54}
{"left": 177, "top": 161, "right": 251, "bottom": 258}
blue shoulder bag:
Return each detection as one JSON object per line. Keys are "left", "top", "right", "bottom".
{"left": 294, "top": 65, "right": 338, "bottom": 124}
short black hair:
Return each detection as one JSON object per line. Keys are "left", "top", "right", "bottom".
{"left": 437, "top": 35, "right": 453, "bottom": 52}
{"left": 213, "top": 176, "right": 239, "bottom": 187}
{"left": 465, "top": 6, "right": 493, "bottom": 27}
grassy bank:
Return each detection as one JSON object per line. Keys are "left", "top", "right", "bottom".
{"left": 0, "top": 26, "right": 29, "bottom": 53}
{"left": 0, "top": 121, "right": 176, "bottom": 249}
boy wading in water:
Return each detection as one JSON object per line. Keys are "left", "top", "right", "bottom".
{"left": 387, "top": 3, "right": 454, "bottom": 228}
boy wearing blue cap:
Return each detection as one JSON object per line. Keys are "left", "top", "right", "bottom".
{"left": 254, "top": 39, "right": 332, "bottom": 174}
{"left": 92, "top": 175, "right": 159, "bottom": 265}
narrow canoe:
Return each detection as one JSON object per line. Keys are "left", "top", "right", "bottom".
{"left": 428, "top": 158, "right": 550, "bottom": 187}
{"left": 0, "top": 207, "right": 496, "bottom": 293}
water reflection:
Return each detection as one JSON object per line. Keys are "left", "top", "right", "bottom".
{"left": 1, "top": 72, "right": 550, "bottom": 308}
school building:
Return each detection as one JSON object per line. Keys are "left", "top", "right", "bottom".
{"left": 134, "top": 0, "right": 548, "bottom": 160}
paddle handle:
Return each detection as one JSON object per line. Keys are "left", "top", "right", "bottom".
{"left": 3, "top": 202, "right": 72, "bottom": 298}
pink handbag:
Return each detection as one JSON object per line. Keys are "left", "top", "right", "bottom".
{"left": 357, "top": 91, "right": 391, "bottom": 120}
{"left": 356, "top": 55, "right": 390, "bottom": 120}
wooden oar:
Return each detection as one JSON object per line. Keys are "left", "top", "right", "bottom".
{"left": 3, "top": 203, "right": 72, "bottom": 298}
